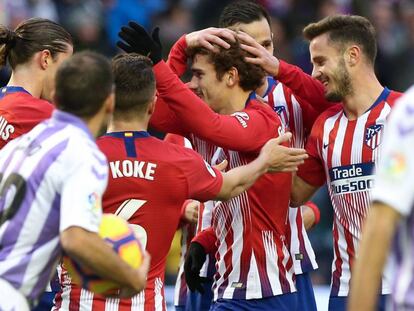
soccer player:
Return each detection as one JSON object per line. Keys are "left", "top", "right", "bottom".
{"left": 0, "top": 18, "right": 73, "bottom": 149}
{"left": 347, "top": 87, "right": 414, "bottom": 309}
{"left": 0, "top": 51, "right": 150, "bottom": 311}
{"left": 171, "top": 2, "right": 322, "bottom": 310}
{"left": 55, "top": 53, "right": 306, "bottom": 310}
{"left": 239, "top": 15, "right": 402, "bottom": 311}
{"left": 118, "top": 21, "right": 310, "bottom": 310}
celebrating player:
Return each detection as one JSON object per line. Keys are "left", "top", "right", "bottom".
{"left": 55, "top": 53, "right": 305, "bottom": 310}
{"left": 117, "top": 18, "right": 312, "bottom": 308}
{"left": 0, "top": 18, "right": 73, "bottom": 149}
{"left": 0, "top": 51, "right": 150, "bottom": 311}
{"left": 249, "top": 15, "right": 402, "bottom": 311}
{"left": 170, "top": 1, "right": 322, "bottom": 309}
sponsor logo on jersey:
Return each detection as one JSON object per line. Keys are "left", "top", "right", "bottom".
{"left": 365, "top": 124, "right": 383, "bottom": 150}
{"left": 204, "top": 160, "right": 217, "bottom": 178}
{"left": 329, "top": 162, "right": 375, "bottom": 194}
{"left": 231, "top": 112, "right": 249, "bottom": 128}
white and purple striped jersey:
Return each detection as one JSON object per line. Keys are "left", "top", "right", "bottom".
{"left": 298, "top": 87, "right": 402, "bottom": 296}
{"left": 261, "top": 77, "right": 318, "bottom": 274}
{"left": 372, "top": 86, "right": 414, "bottom": 308}
{"left": 0, "top": 110, "right": 107, "bottom": 303}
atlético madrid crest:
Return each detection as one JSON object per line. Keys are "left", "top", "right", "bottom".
{"left": 365, "top": 124, "right": 384, "bottom": 150}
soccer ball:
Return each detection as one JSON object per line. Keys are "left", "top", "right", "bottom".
{"left": 63, "top": 214, "right": 143, "bottom": 295}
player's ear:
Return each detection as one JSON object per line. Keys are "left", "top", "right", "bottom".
{"left": 147, "top": 93, "right": 157, "bottom": 116}
{"left": 346, "top": 45, "right": 360, "bottom": 67}
{"left": 225, "top": 67, "right": 238, "bottom": 87}
{"left": 104, "top": 92, "right": 115, "bottom": 115}
{"left": 39, "top": 49, "right": 52, "bottom": 70}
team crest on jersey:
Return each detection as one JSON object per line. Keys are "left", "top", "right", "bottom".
{"left": 365, "top": 124, "right": 384, "bottom": 150}
{"left": 274, "top": 106, "right": 288, "bottom": 126}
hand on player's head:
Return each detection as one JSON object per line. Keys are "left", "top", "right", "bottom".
{"left": 260, "top": 133, "right": 308, "bottom": 172}
{"left": 185, "top": 27, "right": 237, "bottom": 53}
{"left": 236, "top": 31, "right": 280, "bottom": 77}
{"left": 117, "top": 21, "right": 162, "bottom": 64}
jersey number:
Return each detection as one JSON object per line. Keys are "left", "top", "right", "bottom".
{"left": 115, "top": 199, "right": 148, "bottom": 250}
{"left": 0, "top": 173, "right": 26, "bottom": 226}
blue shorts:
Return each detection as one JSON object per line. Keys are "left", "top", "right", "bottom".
{"left": 31, "top": 291, "right": 55, "bottom": 311}
{"left": 328, "top": 294, "right": 388, "bottom": 311}
{"left": 295, "top": 273, "right": 317, "bottom": 311}
{"left": 175, "top": 278, "right": 214, "bottom": 311}
{"left": 210, "top": 292, "right": 298, "bottom": 311}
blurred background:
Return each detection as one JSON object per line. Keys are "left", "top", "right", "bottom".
{"left": 0, "top": 0, "right": 413, "bottom": 294}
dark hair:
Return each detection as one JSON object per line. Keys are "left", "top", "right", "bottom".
{"left": 0, "top": 17, "right": 72, "bottom": 68}
{"left": 111, "top": 54, "right": 155, "bottom": 120}
{"left": 219, "top": 0, "right": 271, "bottom": 28}
{"left": 54, "top": 51, "right": 113, "bottom": 118}
{"left": 187, "top": 39, "right": 265, "bottom": 92}
{"left": 303, "top": 15, "right": 377, "bottom": 65}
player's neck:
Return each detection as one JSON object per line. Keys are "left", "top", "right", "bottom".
{"left": 218, "top": 90, "right": 252, "bottom": 115}
{"left": 256, "top": 78, "right": 269, "bottom": 98}
{"left": 107, "top": 119, "right": 148, "bottom": 133}
{"left": 7, "top": 68, "right": 43, "bottom": 98}
{"left": 342, "top": 71, "right": 383, "bottom": 120}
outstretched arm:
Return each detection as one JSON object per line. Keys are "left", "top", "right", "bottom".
{"left": 237, "top": 31, "right": 333, "bottom": 113}
{"left": 216, "top": 133, "right": 307, "bottom": 201}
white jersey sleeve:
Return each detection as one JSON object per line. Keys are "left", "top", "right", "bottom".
{"left": 59, "top": 139, "right": 108, "bottom": 233}
{"left": 372, "top": 86, "right": 414, "bottom": 216}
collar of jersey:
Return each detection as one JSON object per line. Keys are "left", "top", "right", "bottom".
{"left": 0, "top": 86, "right": 31, "bottom": 97}
{"left": 104, "top": 131, "right": 150, "bottom": 138}
{"left": 365, "top": 87, "right": 391, "bottom": 113}
{"left": 247, "top": 76, "right": 278, "bottom": 104}
{"left": 52, "top": 110, "right": 94, "bottom": 140}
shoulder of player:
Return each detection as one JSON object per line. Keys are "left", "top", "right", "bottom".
{"left": 387, "top": 89, "right": 404, "bottom": 107}
{"left": 245, "top": 99, "right": 278, "bottom": 119}
{"left": 315, "top": 104, "right": 342, "bottom": 123}
{"left": 2, "top": 93, "right": 53, "bottom": 117}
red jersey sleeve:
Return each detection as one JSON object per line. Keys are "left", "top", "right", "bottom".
{"left": 153, "top": 61, "right": 281, "bottom": 152}
{"left": 179, "top": 146, "right": 223, "bottom": 202}
{"left": 166, "top": 35, "right": 188, "bottom": 77}
{"left": 192, "top": 227, "right": 217, "bottom": 255}
{"left": 278, "top": 60, "right": 334, "bottom": 113}
{"left": 296, "top": 114, "right": 326, "bottom": 186}
{"left": 149, "top": 95, "right": 189, "bottom": 136}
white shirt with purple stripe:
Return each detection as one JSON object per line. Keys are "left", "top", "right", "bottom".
{"left": 372, "top": 86, "right": 414, "bottom": 308}
{"left": 0, "top": 110, "right": 107, "bottom": 305}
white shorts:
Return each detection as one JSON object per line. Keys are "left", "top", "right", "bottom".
{"left": 0, "top": 278, "right": 30, "bottom": 311}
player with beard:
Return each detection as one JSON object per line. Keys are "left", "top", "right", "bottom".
{"left": 117, "top": 19, "right": 312, "bottom": 309}
{"left": 237, "top": 15, "right": 402, "bottom": 311}
{"left": 167, "top": 2, "right": 323, "bottom": 310}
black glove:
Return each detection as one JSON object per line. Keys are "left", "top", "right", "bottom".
{"left": 184, "top": 242, "right": 209, "bottom": 294}
{"left": 117, "top": 21, "right": 162, "bottom": 64}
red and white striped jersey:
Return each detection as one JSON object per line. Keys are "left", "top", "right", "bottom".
{"left": 54, "top": 131, "right": 224, "bottom": 311}
{"left": 298, "top": 87, "right": 402, "bottom": 296}
{"left": 151, "top": 60, "right": 297, "bottom": 300}
{"left": 262, "top": 77, "right": 318, "bottom": 274}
